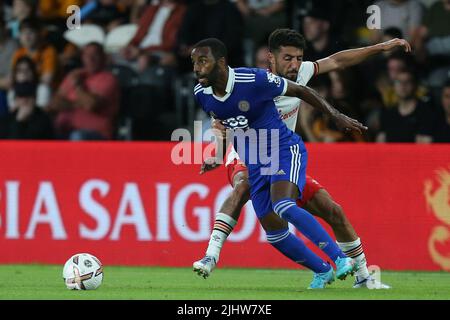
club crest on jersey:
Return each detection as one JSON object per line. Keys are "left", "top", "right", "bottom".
{"left": 238, "top": 100, "right": 250, "bottom": 112}
{"left": 267, "top": 72, "right": 282, "bottom": 87}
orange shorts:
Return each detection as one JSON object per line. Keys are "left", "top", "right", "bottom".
{"left": 226, "top": 160, "right": 248, "bottom": 186}
{"left": 226, "top": 161, "right": 324, "bottom": 207}
{"left": 296, "top": 176, "right": 324, "bottom": 207}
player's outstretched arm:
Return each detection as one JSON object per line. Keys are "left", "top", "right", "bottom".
{"left": 316, "top": 38, "right": 411, "bottom": 74}
{"left": 285, "top": 81, "right": 368, "bottom": 134}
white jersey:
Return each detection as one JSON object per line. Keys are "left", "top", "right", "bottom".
{"left": 225, "top": 61, "right": 317, "bottom": 166}
{"left": 274, "top": 61, "right": 316, "bottom": 131}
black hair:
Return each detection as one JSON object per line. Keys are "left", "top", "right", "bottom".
{"left": 84, "top": 41, "right": 105, "bottom": 55}
{"left": 268, "top": 28, "right": 306, "bottom": 52}
{"left": 13, "top": 56, "right": 39, "bottom": 85}
{"left": 192, "top": 38, "right": 227, "bottom": 61}
{"left": 384, "top": 27, "right": 403, "bottom": 40}
{"left": 19, "top": 18, "right": 40, "bottom": 32}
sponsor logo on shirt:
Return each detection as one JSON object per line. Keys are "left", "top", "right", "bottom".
{"left": 278, "top": 106, "right": 299, "bottom": 120}
{"left": 267, "top": 72, "right": 282, "bottom": 87}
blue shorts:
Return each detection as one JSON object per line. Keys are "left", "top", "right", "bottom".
{"left": 248, "top": 142, "right": 308, "bottom": 219}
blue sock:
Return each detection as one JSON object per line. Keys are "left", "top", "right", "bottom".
{"left": 273, "top": 198, "right": 347, "bottom": 261}
{"left": 266, "top": 229, "right": 331, "bottom": 273}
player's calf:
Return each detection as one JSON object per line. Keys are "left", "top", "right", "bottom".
{"left": 224, "top": 178, "right": 250, "bottom": 219}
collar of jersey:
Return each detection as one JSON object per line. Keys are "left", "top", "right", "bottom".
{"left": 202, "top": 66, "right": 235, "bottom": 102}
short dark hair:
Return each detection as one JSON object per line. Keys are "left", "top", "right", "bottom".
{"left": 19, "top": 18, "right": 40, "bottom": 32}
{"left": 268, "top": 28, "right": 306, "bottom": 52}
{"left": 192, "top": 38, "right": 228, "bottom": 61}
{"left": 13, "top": 56, "right": 39, "bottom": 85}
{"left": 84, "top": 41, "right": 105, "bottom": 55}
{"left": 384, "top": 27, "right": 403, "bottom": 40}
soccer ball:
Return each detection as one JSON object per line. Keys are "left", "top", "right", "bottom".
{"left": 63, "top": 253, "right": 103, "bottom": 290}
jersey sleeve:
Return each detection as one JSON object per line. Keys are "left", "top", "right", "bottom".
{"left": 255, "top": 69, "right": 288, "bottom": 99}
{"left": 193, "top": 85, "right": 204, "bottom": 108}
{"left": 298, "top": 61, "right": 318, "bottom": 85}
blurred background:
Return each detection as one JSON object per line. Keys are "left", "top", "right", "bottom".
{"left": 0, "top": 0, "right": 449, "bottom": 143}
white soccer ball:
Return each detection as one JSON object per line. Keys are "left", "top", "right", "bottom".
{"left": 63, "top": 253, "right": 104, "bottom": 290}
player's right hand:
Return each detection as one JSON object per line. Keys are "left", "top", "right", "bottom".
{"left": 199, "top": 157, "right": 221, "bottom": 174}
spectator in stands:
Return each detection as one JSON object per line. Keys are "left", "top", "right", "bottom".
{"left": 433, "top": 79, "right": 450, "bottom": 142}
{"left": 83, "top": 0, "right": 129, "bottom": 32}
{"left": 8, "top": 0, "right": 36, "bottom": 39}
{"left": 254, "top": 45, "right": 270, "bottom": 69}
{"left": 0, "top": 17, "right": 18, "bottom": 116}
{"left": 302, "top": 9, "right": 344, "bottom": 61}
{"left": 3, "top": 80, "right": 54, "bottom": 140}
{"left": 309, "top": 71, "right": 366, "bottom": 142}
{"left": 357, "top": 28, "right": 405, "bottom": 130}
{"left": 376, "top": 52, "right": 427, "bottom": 108}
{"left": 377, "top": 69, "right": 435, "bottom": 143}
{"left": 121, "top": 0, "right": 187, "bottom": 70}
{"left": 12, "top": 18, "right": 58, "bottom": 87}
{"left": 176, "top": 0, "right": 244, "bottom": 71}
{"left": 414, "top": 0, "right": 450, "bottom": 72}
{"left": 296, "top": 76, "right": 331, "bottom": 142}
{"left": 372, "top": 0, "right": 423, "bottom": 42}
{"left": 8, "top": 56, "right": 51, "bottom": 110}
{"left": 128, "top": 0, "right": 149, "bottom": 24}
{"left": 233, "top": 0, "right": 286, "bottom": 48}
{"left": 329, "top": 70, "right": 362, "bottom": 120}
{"left": 49, "top": 42, "right": 120, "bottom": 140}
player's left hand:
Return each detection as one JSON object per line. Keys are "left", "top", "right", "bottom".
{"left": 381, "top": 38, "right": 412, "bottom": 53}
{"left": 211, "top": 118, "right": 227, "bottom": 139}
{"left": 333, "top": 113, "right": 368, "bottom": 134}
{"left": 199, "top": 157, "right": 221, "bottom": 174}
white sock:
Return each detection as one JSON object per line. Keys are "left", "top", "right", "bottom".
{"left": 337, "top": 238, "right": 370, "bottom": 280}
{"left": 205, "top": 213, "right": 237, "bottom": 263}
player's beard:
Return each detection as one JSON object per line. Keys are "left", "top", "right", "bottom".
{"left": 206, "top": 62, "right": 221, "bottom": 87}
{"left": 283, "top": 68, "right": 298, "bottom": 82}
{"left": 196, "top": 62, "right": 221, "bottom": 87}
{"left": 275, "top": 61, "right": 297, "bottom": 82}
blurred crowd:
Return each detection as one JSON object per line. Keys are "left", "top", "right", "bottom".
{"left": 0, "top": 0, "right": 449, "bottom": 142}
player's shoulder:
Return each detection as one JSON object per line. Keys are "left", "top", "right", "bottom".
{"left": 193, "top": 83, "right": 205, "bottom": 96}
{"left": 234, "top": 67, "right": 259, "bottom": 75}
{"left": 236, "top": 67, "right": 282, "bottom": 85}
{"left": 234, "top": 67, "right": 258, "bottom": 81}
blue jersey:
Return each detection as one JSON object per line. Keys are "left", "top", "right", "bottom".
{"left": 194, "top": 67, "right": 308, "bottom": 219}
{"left": 194, "top": 67, "right": 302, "bottom": 169}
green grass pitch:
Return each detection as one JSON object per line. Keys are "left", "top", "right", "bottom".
{"left": 1, "top": 265, "right": 450, "bottom": 300}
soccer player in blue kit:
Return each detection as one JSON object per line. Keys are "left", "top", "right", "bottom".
{"left": 191, "top": 38, "right": 367, "bottom": 289}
